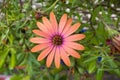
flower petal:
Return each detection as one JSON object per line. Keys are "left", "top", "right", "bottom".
{"left": 64, "top": 22, "right": 81, "bottom": 37}
{"left": 64, "top": 34, "right": 85, "bottom": 41}
{"left": 31, "top": 43, "right": 50, "bottom": 52}
{"left": 36, "top": 22, "right": 48, "bottom": 33}
{"left": 61, "top": 18, "right": 72, "bottom": 35}
{"left": 32, "top": 30, "right": 50, "bottom": 38}
{"left": 59, "top": 47, "right": 71, "bottom": 66}
{"left": 50, "top": 12, "right": 58, "bottom": 34}
{"left": 36, "top": 22, "right": 53, "bottom": 37}
{"left": 54, "top": 47, "right": 60, "bottom": 68}
{"left": 37, "top": 46, "right": 53, "bottom": 61}
{"left": 64, "top": 41, "right": 85, "bottom": 50}
{"left": 30, "top": 37, "right": 50, "bottom": 44}
{"left": 62, "top": 45, "right": 80, "bottom": 58}
{"left": 42, "top": 17, "right": 54, "bottom": 34}
{"left": 59, "top": 14, "right": 67, "bottom": 34}
{"left": 46, "top": 47, "right": 56, "bottom": 67}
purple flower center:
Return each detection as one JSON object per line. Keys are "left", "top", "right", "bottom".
{"left": 52, "top": 35, "right": 63, "bottom": 45}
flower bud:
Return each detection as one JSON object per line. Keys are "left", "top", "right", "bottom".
{"left": 104, "top": 24, "right": 120, "bottom": 54}
{"left": 60, "top": 0, "right": 65, "bottom": 3}
{"left": 35, "top": 12, "right": 41, "bottom": 20}
{"left": 111, "top": 34, "right": 120, "bottom": 53}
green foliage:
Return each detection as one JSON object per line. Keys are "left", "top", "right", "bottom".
{"left": 0, "top": 0, "right": 120, "bottom": 80}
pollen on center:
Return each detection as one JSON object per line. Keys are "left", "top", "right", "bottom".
{"left": 52, "top": 35, "right": 63, "bottom": 46}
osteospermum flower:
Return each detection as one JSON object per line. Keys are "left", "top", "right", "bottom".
{"left": 30, "top": 12, "right": 85, "bottom": 68}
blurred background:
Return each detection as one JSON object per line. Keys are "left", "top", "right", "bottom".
{"left": 0, "top": 0, "right": 120, "bottom": 80}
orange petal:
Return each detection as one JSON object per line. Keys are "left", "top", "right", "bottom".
{"left": 59, "top": 14, "right": 67, "bottom": 34}
{"left": 64, "top": 22, "right": 81, "bottom": 37}
{"left": 31, "top": 43, "right": 50, "bottom": 52}
{"left": 37, "top": 46, "right": 53, "bottom": 61}
{"left": 42, "top": 17, "right": 54, "bottom": 34}
{"left": 30, "top": 37, "right": 50, "bottom": 44}
{"left": 50, "top": 12, "right": 58, "bottom": 34}
{"left": 60, "top": 47, "right": 71, "bottom": 66}
{"left": 36, "top": 22, "right": 52, "bottom": 37}
{"left": 64, "top": 34, "right": 85, "bottom": 41}
{"left": 62, "top": 45, "right": 80, "bottom": 58}
{"left": 54, "top": 47, "right": 60, "bottom": 68}
{"left": 36, "top": 22, "right": 48, "bottom": 33}
{"left": 46, "top": 47, "right": 56, "bottom": 67}
{"left": 64, "top": 42, "right": 85, "bottom": 50}
{"left": 32, "top": 30, "right": 50, "bottom": 38}
{"left": 62, "top": 18, "right": 72, "bottom": 35}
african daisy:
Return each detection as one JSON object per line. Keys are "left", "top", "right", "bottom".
{"left": 30, "top": 12, "right": 85, "bottom": 68}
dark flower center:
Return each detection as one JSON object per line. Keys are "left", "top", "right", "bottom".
{"left": 52, "top": 35, "right": 63, "bottom": 45}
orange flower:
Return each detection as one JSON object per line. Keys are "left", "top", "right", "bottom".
{"left": 30, "top": 12, "right": 85, "bottom": 68}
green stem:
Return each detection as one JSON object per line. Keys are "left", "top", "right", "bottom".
{"left": 44, "top": 0, "right": 59, "bottom": 12}
{"left": 99, "top": 15, "right": 119, "bottom": 38}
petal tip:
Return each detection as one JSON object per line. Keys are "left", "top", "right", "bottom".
{"left": 83, "top": 34, "right": 86, "bottom": 38}
{"left": 66, "top": 62, "right": 71, "bottom": 67}
{"left": 81, "top": 46, "right": 85, "bottom": 50}
{"left": 79, "top": 46, "right": 85, "bottom": 51}
{"left": 37, "top": 57, "right": 41, "bottom": 61}
{"left": 50, "top": 11, "right": 54, "bottom": 15}
{"left": 55, "top": 63, "right": 60, "bottom": 69}
{"left": 64, "top": 13, "right": 67, "bottom": 16}
{"left": 42, "top": 16, "right": 46, "bottom": 20}
{"left": 29, "top": 38, "right": 33, "bottom": 42}
{"left": 56, "top": 66, "right": 60, "bottom": 69}
{"left": 81, "top": 34, "right": 86, "bottom": 40}
{"left": 31, "top": 49, "right": 34, "bottom": 52}
{"left": 36, "top": 21, "right": 40, "bottom": 25}
{"left": 46, "top": 60, "right": 52, "bottom": 68}
{"left": 31, "top": 48, "right": 37, "bottom": 52}
{"left": 46, "top": 64, "right": 50, "bottom": 68}
{"left": 77, "top": 22, "right": 81, "bottom": 26}
{"left": 69, "top": 18, "right": 73, "bottom": 21}
{"left": 32, "top": 30, "right": 37, "bottom": 33}
{"left": 76, "top": 54, "right": 81, "bottom": 59}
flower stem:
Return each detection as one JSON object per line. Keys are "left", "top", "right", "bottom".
{"left": 99, "top": 15, "right": 119, "bottom": 38}
{"left": 44, "top": 0, "right": 59, "bottom": 12}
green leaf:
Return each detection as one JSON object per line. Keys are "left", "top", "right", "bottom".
{"left": 88, "top": 61, "right": 96, "bottom": 74}
{"left": 9, "top": 48, "right": 16, "bottom": 70}
{"left": 83, "top": 56, "right": 98, "bottom": 63}
{"left": 17, "top": 53, "right": 26, "bottom": 65}
{"left": 29, "top": 53, "right": 40, "bottom": 66}
{"left": 0, "top": 48, "right": 9, "bottom": 68}
{"left": 95, "top": 22, "right": 107, "bottom": 43}
{"left": 96, "top": 69, "right": 104, "bottom": 80}
{"left": 22, "top": 76, "right": 30, "bottom": 80}
{"left": 70, "top": 58, "right": 75, "bottom": 67}
{"left": 78, "top": 67, "right": 84, "bottom": 74}
{"left": 8, "top": 33, "right": 14, "bottom": 45}
{"left": 54, "top": 74, "right": 60, "bottom": 80}
{"left": 91, "top": 6, "right": 101, "bottom": 23}
{"left": 107, "top": 57, "right": 120, "bottom": 77}
{"left": 0, "top": 22, "right": 7, "bottom": 27}
{"left": 10, "top": 75, "right": 22, "bottom": 80}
